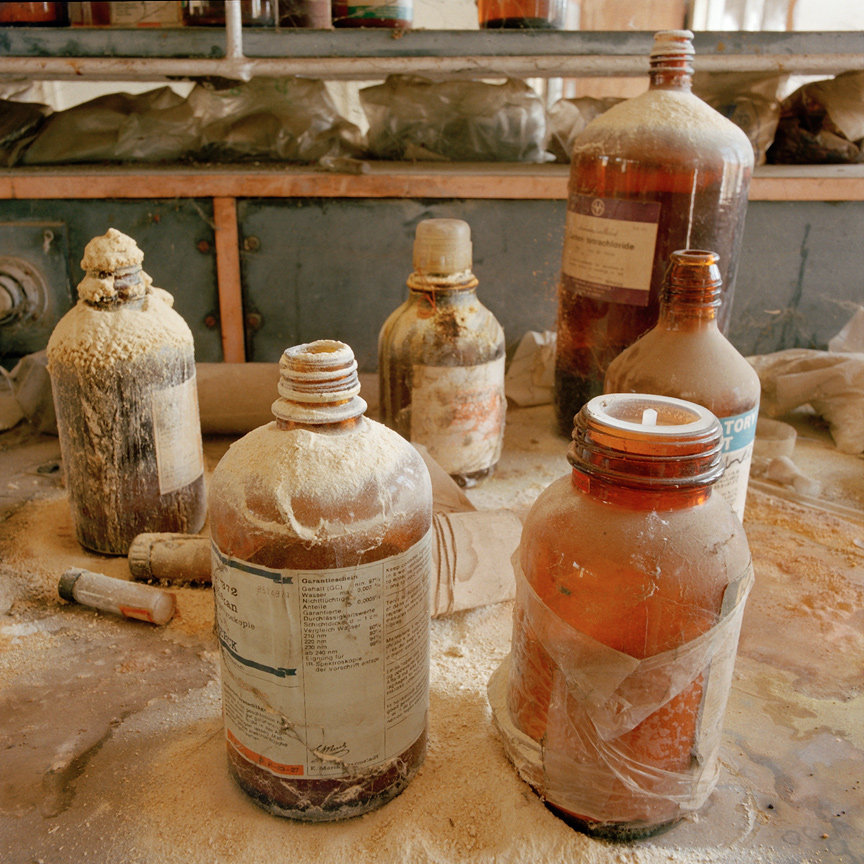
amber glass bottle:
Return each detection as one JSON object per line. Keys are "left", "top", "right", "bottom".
{"left": 209, "top": 340, "right": 433, "bottom": 821}
{"left": 47, "top": 228, "right": 206, "bottom": 556}
{"left": 605, "top": 250, "right": 761, "bottom": 519}
{"left": 378, "top": 218, "right": 506, "bottom": 488}
{"left": 478, "top": 0, "right": 566, "bottom": 29}
{"left": 554, "top": 30, "right": 754, "bottom": 434}
{"left": 332, "top": 0, "right": 412, "bottom": 28}
{"left": 495, "top": 393, "right": 752, "bottom": 840}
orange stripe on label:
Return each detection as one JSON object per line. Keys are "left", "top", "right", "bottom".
{"left": 226, "top": 729, "right": 305, "bottom": 777}
{"left": 118, "top": 605, "right": 156, "bottom": 623}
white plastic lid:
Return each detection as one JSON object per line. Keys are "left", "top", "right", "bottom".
{"left": 413, "top": 218, "right": 473, "bottom": 275}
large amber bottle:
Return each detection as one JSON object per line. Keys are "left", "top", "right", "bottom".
{"left": 378, "top": 218, "right": 506, "bottom": 488}
{"left": 490, "top": 393, "right": 752, "bottom": 840}
{"left": 209, "top": 340, "right": 433, "bottom": 821}
{"left": 46, "top": 228, "right": 206, "bottom": 555}
{"left": 554, "top": 30, "right": 754, "bottom": 434}
{"left": 605, "top": 250, "right": 761, "bottom": 519}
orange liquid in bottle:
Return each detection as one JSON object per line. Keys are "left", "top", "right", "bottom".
{"left": 504, "top": 394, "right": 752, "bottom": 839}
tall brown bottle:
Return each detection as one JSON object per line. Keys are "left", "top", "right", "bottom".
{"left": 209, "top": 340, "right": 433, "bottom": 821}
{"left": 47, "top": 228, "right": 206, "bottom": 555}
{"left": 605, "top": 250, "right": 761, "bottom": 520}
{"left": 554, "top": 30, "right": 754, "bottom": 434}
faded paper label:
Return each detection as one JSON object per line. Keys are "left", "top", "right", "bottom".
{"left": 151, "top": 375, "right": 204, "bottom": 495}
{"left": 561, "top": 194, "right": 660, "bottom": 306}
{"left": 715, "top": 406, "right": 759, "bottom": 520}
{"left": 213, "top": 532, "right": 431, "bottom": 779}
{"left": 410, "top": 358, "right": 506, "bottom": 476}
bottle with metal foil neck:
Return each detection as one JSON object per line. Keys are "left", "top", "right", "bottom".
{"left": 208, "top": 340, "right": 433, "bottom": 821}
{"left": 378, "top": 218, "right": 506, "bottom": 488}
{"left": 554, "top": 29, "right": 754, "bottom": 434}
{"left": 605, "top": 249, "right": 761, "bottom": 519}
{"left": 46, "top": 228, "right": 206, "bottom": 556}
{"left": 489, "top": 393, "right": 752, "bottom": 840}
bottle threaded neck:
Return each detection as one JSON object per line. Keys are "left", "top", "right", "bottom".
{"left": 568, "top": 393, "right": 724, "bottom": 490}
{"left": 272, "top": 339, "right": 367, "bottom": 424}
{"left": 662, "top": 249, "right": 723, "bottom": 310}
{"left": 649, "top": 29, "right": 694, "bottom": 77}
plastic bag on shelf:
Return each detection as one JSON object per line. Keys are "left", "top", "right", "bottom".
{"left": 189, "top": 77, "right": 365, "bottom": 163}
{"left": 767, "top": 71, "right": 864, "bottom": 165}
{"left": 20, "top": 87, "right": 198, "bottom": 165}
{"left": 692, "top": 71, "right": 783, "bottom": 166}
{"left": 360, "top": 75, "right": 549, "bottom": 163}
{"left": 545, "top": 97, "right": 622, "bottom": 163}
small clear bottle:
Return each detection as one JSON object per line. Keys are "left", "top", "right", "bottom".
{"left": 378, "top": 218, "right": 506, "bottom": 488}
{"left": 332, "top": 0, "right": 412, "bottom": 28}
{"left": 605, "top": 250, "right": 761, "bottom": 519}
{"left": 492, "top": 393, "right": 753, "bottom": 840}
{"left": 59, "top": 567, "right": 176, "bottom": 626}
{"left": 46, "top": 228, "right": 206, "bottom": 556}
{"left": 554, "top": 30, "right": 754, "bottom": 433}
{"left": 478, "top": 0, "right": 566, "bottom": 29}
{"left": 208, "top": 339, "right": 433, "bottom": 821}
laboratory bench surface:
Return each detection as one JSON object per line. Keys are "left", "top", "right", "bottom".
{"left": 0, "top": 400, "right": 862, "bottom": 864}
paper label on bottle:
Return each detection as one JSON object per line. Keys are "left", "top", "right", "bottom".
{"left": 715, "top": 406, "right": 759, "bottom": 520}
{"left": 561, "top": 194, "right": 661, "bottom": 307}
{"left": 410, "top": 358, "right": 506, "bottom": 476}
{"left": 212, "top": 532, "right": 431, "bottom": 779}
{"left": 151, "top": 375, "right": 204, "bottom": 495}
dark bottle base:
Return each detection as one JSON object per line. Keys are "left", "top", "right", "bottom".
{"left": 226, "top": 729, "right": 426, "bottom": 822}
{"left": 554, "top": 367, "right": 603, "bottom": 437}
{"left": 451, "top": 462, "right": 497, "bottom": 489}
{"left": 546, "top": 801, "right": 682, "bottom": 841}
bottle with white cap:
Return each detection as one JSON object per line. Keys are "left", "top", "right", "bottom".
{"left": 378, "top": 218, "right": 506, "bottom": 488}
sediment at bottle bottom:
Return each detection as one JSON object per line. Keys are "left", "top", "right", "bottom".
{"left": 545, "top": 802, "right": 682, "bottom": 842}
{"left": 553, "top": 368, "right": 603, "bottom": 437}
{"left": 225, "top": 730, "right": 427, "bottom": 822}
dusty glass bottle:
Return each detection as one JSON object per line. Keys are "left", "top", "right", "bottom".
{"left": 332, "top": 0, "right": 412, "bottom": 28}
{"left": 208, "top": 340, "right": 433, "bottom": 821}
{"left": 378, "top": 218, "right": 506, "bottom": 488}
{"left": 46, "top": 228, "right": 206, "bottom": 556}
{"left": 491, "top": 393, "right": 753, "bottom": 840}
{"left": 478, "top": 0, "right": 566, "bottom": 29}
{"left": 554, "top": 29, "right": 754, "bottom": 434}
{"left": 605, "top": 250, "right": 761, "bottom": 520}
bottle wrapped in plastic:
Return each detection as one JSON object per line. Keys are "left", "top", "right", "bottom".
{"left": 554, "top": 30, "right": 754, "bottom": 433}
{"left": 378, "top": 218, "right": 506, "bottom": 488}
{"left": 489, "top": 393, "right": 753, "bottom": 840}
{"left": 208, "top": 340, "right": 433, "bottom": 821}
{"left": 46, "top": 228, "right": 206, "bottom": 555}
{"left": 605, "top": 250, "right": 761, "bottom": 519}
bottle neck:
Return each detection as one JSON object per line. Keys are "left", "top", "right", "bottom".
{"left": 271, "top": 340, "right": 367, "bottom": 427}
{"left": 571, "top": 468, "right": 712, "bottom": 511}
{"left": 276, "top": 415, "right": 364, "bottom": 434}
{"left": 658, "top": 290, "right": 720, "bottom": 330}
{"left": 648, "top": 65, "right": 692, "bottom": 91}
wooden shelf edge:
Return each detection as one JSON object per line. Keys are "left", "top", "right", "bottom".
{"left": 0, "top": 164, "right": 862, "bottom": 202}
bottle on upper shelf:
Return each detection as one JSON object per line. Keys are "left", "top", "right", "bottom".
{"left": 553, "top": 29, "right": 754, "bottom": 435}
{"left": 332, "top": 0, "right": 411, "bottom": 28}
{"left": 478, "top": 0, "right": 567, "bottom": 29}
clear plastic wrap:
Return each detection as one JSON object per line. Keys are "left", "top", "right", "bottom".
{"left": 361, "top": 75, "right": 549, "bottom": 163}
